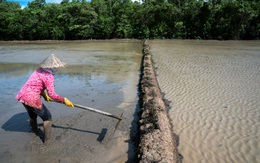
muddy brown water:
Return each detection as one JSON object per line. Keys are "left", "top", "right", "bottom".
{"left": 0, "top": 41, "right": 142, "bottom": 163}
{"left": 149, "top": 40, "right": 260, "bottom": 163}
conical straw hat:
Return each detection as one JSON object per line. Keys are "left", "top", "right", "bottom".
{"left": 39, "top": 54, "right": 66, "bottom": 68}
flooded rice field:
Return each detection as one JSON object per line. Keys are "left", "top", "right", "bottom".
{"left": 1, "top": 40, "right": 259, "bottom": 163}
{"left": 149, "top": 40, "right": 260, "bottom": 163}
{"left": 0, "top": 40, "right": 142, "bottom": 163}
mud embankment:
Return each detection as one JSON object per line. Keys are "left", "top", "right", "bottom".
{"left": 138, "top": 40, "right": 180, "bottom": 162}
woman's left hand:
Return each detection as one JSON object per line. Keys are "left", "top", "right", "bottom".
{"left": 42, "top": 91, "right": 51, "bottom": 102}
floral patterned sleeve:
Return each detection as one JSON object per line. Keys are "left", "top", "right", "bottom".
{"left": 42, "top": 72, "right": 64, "bottom": 103}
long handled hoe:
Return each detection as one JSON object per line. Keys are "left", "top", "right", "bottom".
{"left": 52, "top": 100, "right": 123, "bottom": 131}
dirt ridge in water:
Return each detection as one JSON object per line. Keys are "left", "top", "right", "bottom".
{"left": 138, "top": 40, "right": 180, "bottom": 162}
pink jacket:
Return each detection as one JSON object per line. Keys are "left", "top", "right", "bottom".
{"left": 16, "top": 68, "right": 64, "bottom": 109}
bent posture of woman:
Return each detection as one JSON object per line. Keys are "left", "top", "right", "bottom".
{"left": 16, "top": 54, "right": 74, "bottom": 144}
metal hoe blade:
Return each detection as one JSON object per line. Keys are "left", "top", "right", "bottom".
{"left": 114, "top": 113, "right": 123, "bottom": 133}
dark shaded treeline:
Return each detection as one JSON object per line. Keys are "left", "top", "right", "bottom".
{"left": 0, "top": 0, "right": 259, "bottom": 40}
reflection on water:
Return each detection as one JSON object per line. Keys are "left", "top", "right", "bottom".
{"left": 0, "top": 41, "right": 142, "bottom": 163}
{"left": 0, "top": 41, "right": 142, "bottom": 118}
{"left": 0, "top": 63, "right": 37, "bottom": 78}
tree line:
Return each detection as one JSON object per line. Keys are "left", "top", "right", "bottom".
{"left": 0, "top": 0, "right": 259, "bottom": 40}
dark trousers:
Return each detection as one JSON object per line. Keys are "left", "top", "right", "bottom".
{"left": 23, "top": 103, "right": 52, "bottom": 121}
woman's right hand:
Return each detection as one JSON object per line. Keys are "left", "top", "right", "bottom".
{"left": 64, "top": 98, "right": 74, "bottom": 108}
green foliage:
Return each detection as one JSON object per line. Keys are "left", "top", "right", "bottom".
{"left": 0, "top": 2, "right": 22, "bottom": 40}
{"left": 0, "top": 0, "right": 259, "bottom": 40}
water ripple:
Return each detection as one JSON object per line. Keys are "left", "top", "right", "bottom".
{"left": 150, "top": 40, "right": 260, "bottom": 163}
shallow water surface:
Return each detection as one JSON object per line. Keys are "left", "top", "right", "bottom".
{"left": 150, "top": 40, "right": 260, "bottom": 163}
{"left": 0, "top": 41, "right": 142, "bottom": 162}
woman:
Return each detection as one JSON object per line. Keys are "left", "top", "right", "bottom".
{"left": 16, "top": 54, "right": 74, "bottom": 144}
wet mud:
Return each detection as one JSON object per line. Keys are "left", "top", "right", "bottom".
{"left": 0, "top": 40, "right": 142, "bottom": 163}
{"left": 149, "top": 40, "right": 260, "bottom": 163}
{"left": 138, "top": 41, "right": 179, "bottom": 162}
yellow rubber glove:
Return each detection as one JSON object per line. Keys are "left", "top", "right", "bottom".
{"left": 41, "top": 91, "right": 51, "bottom": 102}
{"left": 64, "top": 98, "right": 74, "bottom": 108}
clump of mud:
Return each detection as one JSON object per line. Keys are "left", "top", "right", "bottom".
{"left": 138, "top": 40, "right": 180, "bottom": 162}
